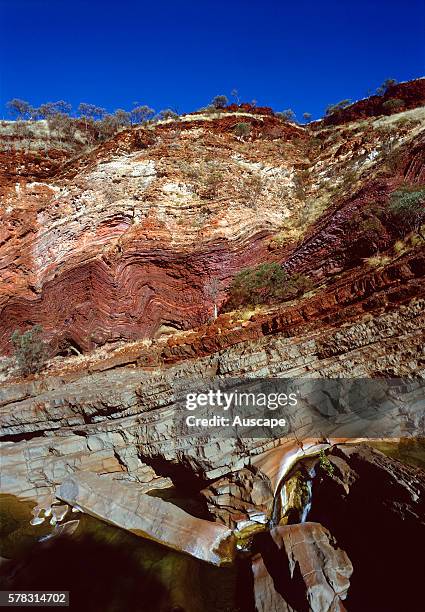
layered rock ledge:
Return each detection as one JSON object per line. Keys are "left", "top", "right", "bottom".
{"left": 58, "top": 472, "right": 235, "bottom": 566}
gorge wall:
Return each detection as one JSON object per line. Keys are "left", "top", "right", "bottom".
{"left": 0, "top": 79, "right": 424, "bottom": 356}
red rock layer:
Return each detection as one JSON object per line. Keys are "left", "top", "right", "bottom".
{"left": 321, "top": 78, "right": 425, "bottom": 126}
{"left": 157, "top": 251, "right": 425, "bottom": 366}
{"left": 0, "top": 82, "right": 424, "bottom": 357}
{"left": 0, "top": 236, "right": 272, "bottom": 354}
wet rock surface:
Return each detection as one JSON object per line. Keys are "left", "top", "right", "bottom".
{"left": 57, "top": 472, "right": 235, "bottom": 566}
{"left": 307, "top": 444, "right": 425, "bottom": 611}
{"left": 252, "top": 522, "right": 352, "bottom": 612}
{"left": 0, "top": 494, "right": 246, "bottom": 612}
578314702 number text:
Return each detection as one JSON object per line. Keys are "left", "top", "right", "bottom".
{"left": 0, "top": 592, "right": 69, "bottom": 607}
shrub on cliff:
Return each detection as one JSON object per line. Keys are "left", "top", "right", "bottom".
{"left": 78, "top": 103, "right": 106, "bottom": 122}
{"left": 276, "top": 109, "right": 296, "bottom": 122}
{"left": 12, "top": 121, "right": 31, "bottom": 143}
{"left": 233, "top": 122, "right": 251, "bottom": 139}
{"left": 346, "top": 213, "right": 388, "bottom": 254}
{"left": 239, "top": 173, "right": 264, "bottom": 208}
{"left": 376, "top": 78, "right": 398, "bottom": 95}
{"left": 6, "top": 98, "right": 33, "bottom": 120}
{"left": 382, "top": 98, "right": 405, "bottom": 113}
{"left": 389, "top": 187, "right": 425, "bottom": 239}
{"left": 11, "top": 325, "right": 49, "bottom": 376}
{"left": 47, "top": 113, "right": 76, "bottom": 142}
{"left": 157, "top": 108, "right": 178, "bottom": 121}
{"left": 114, "top": 109, "right": 132, "bottom": 127}
{"left": 225, "top": 262, "right": 312, "bottom": 310}
{"left": 325, "top": 99, "right": 351, "bottom": 117}
{"left": 199, "top": 166, "right": 223, "bottom": 199}
{"left": 38, "top": 100, "right": 72, "bottom": 118}
{"left": 131, "top": 105, "right": 155, "bottom": 124}
{"left": 319, "top": 449, "right": 335, "bottom": 476}
{"left": 211, "top": 95, "right": 228, "bottom": 110}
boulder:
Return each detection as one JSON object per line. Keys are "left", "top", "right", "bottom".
{"left": 58, "top": 472, "right": 235, "bottom": 566}
{"left": 252, "top": 522, "right": 352, "bottom": 612}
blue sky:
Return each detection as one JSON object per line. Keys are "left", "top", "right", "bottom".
{"left": 0, "top": 0, "right": 424, "bottom": 120}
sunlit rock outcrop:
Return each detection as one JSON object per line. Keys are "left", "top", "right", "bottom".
{"left": 0, "top": 80, "right": 424, "bottom": 354}
{"left": 58, "top": 472, "right": 235, "bottom": 566}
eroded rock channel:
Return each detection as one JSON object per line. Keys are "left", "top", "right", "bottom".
{"left": 1, "top": 441, "right": 424, "bottom": 611}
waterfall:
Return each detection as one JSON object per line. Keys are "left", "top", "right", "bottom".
{"left": 270, "top": 480, "right": 288, "bottom": 527}
{"left": 300, "top": 466, "right": 316, "bottom": 523}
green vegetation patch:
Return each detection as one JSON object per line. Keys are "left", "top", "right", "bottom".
{"left": 319, "top": 449, "right": 335, "bottom": 477}
{"left": 10, "top": 325, "right": 48, "bottom": 376}
{"left": 226, "top": 262, "right": 312, "bottom": 310}
{"left": 389, "top": 186, "right": 425, "bottom": 237}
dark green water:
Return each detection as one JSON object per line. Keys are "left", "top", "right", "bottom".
{"left": 0, "top": 495, "right": 252, "bottom": 612}
{"left": 370, "top": 437, "right": 425, "bottom": 469}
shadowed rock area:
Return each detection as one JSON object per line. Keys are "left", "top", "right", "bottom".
{"left": 252, "top": 522, "right": 352, "bottom": 612}
{"left": 307, "top": 444, "right": 425, "bottom": 611}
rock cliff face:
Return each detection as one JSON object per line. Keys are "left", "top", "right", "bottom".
{"left": 0, "top": 80, "right": 424, "bottom": 610}
{"left": 0, "top": 78, "right": 424, "bottom": 354}
{"left": 321, "top": 78, "right": 425, "bottom": 126}
{"left": 306, "top": 445, "right": 425, "bottom": 611}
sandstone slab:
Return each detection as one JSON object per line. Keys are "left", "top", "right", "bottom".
{"left": 253, "top": 522, "right": 352, "bottom": 612}
{"left": 58, "top": 472, "right": 235, "bottom": 566}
